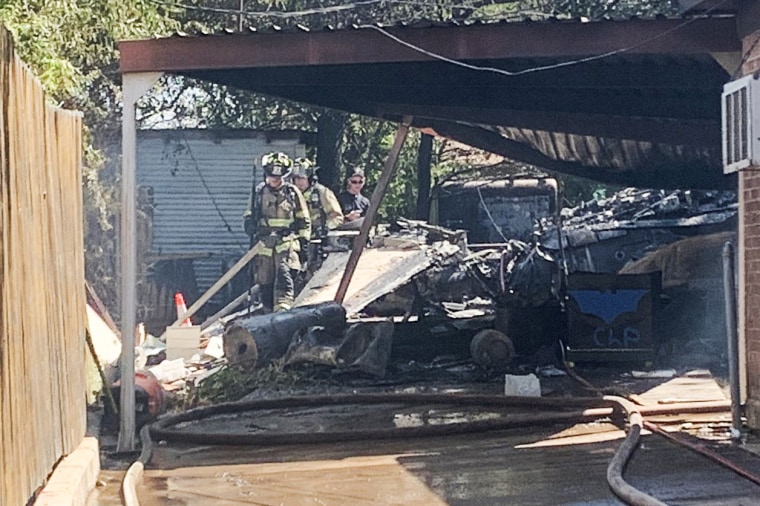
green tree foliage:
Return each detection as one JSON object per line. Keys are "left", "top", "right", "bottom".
{"left": 138, "top": 0, "right": 675, "bottom": 216}
{"left": 0, "top": 0, "right": 674, "bottom": 316}
{"left": 516, "top": 0, "right": 677, "bottom": 19}
{"left": 0, "top": 0, "right": 179, "bottom": 316}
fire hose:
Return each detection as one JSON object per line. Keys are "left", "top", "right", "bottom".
{"left": 604, "top": 396, "right": 668, "bottom": 506}
{"left": 122, "top": 425, "right": 153, "bottom": 506}
{"left": 120, "top": 392, "right": 751, "bottom": 505}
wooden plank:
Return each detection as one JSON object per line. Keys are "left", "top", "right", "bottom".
{"left": 172, "top": 241, "right": 264, "bottom": 327}
{"left": 0, "top": 27, "right": 15, "bottom": 504}
{"left": 86, "top": 280, "right": 121, "bottom": 338}
{"left": 635, "top": 373, "right": 728, "bottom": 406}
{"left": 0, "top": 25, "right": 86, "bottom": 505}
{"left": 334, "top": 116, "right": 412, "bottom": 304}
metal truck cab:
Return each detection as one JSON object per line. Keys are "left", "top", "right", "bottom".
{"left": 429, "top": 177, "right": 558, "bottom": 244}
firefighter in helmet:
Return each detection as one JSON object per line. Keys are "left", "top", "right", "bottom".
{"left": 292, "top": 158, "right": 344, "bottom": 232}
{"left": 291, "top": 158, "right": 344, "bottom": 269}
{"left": 243, "top": 152, "right": 311, "bottom": 312}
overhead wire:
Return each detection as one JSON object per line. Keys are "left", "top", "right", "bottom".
{"left": 476, "top": 185, "right": 510, "bottom": 243}
{"left": 178, "top": 135, "right": 249, "bottom": 252}
{"left": 147, "top": 0, "right": 494, "bottom": 18}
{"left": 357, "top": 0, "right": 731, "bottom": 77}
{"left": 148, "top": 0, "right": 731, "bottom": 78}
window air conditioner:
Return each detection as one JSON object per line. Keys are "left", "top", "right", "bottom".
{"left": 722, "top": 74, "right": 760, "bottom": 174}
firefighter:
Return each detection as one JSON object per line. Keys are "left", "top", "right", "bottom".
{"left": 291, "top": 157, "right": 344, "bottom": 274}
{"left": 243, "top": 152, "right": 311, "bottom": 312}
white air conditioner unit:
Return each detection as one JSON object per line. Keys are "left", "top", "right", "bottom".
{"left": 722, "top": 74, "right": 760, "bottom": 174}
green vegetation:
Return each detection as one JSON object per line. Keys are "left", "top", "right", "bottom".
{"left": 0, "top": 1, "right": 179, "bottom": 311}
{"left": 0, "top": 0, "right": 671, "bottom": 316}
{"left": 183, "top": 360, "right": 336, "bottom": 406}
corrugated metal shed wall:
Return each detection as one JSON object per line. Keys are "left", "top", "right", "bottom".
{"left": 136, "top": 129, "right": 305, "bottom": 309}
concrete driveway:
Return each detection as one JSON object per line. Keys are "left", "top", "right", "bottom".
{"left": 88, "top": 370, "right": 760, "bottom": 505}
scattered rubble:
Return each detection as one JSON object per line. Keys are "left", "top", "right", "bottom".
{"left": 101, "top": 185, "right": 738, "bottom": 425}
{"left": 541, "top": 187, "right": 737, "bottom": 274}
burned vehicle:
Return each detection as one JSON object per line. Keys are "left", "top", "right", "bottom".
{"left": 540, "top": 187, "right": 737, "bottom": 274}
{"left": 265, "top": 221, "right": 564, "bottom": 375}
{"left": 429, "top": 176, "right": 559, "bottom": 244}
{"left": 540, "top": 187, "right": 737, "bottom": 365}
{"left": 273, "top": 175, "right": 567, "bottom": 376}
{"left": 221, "top": 183, "right": 738, "bottom": 378}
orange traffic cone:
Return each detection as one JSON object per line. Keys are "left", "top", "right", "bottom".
{"left": 174, "top": 292, "right": 192, "bottom": 326}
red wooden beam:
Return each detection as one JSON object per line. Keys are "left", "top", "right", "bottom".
{"left": 119, "top": 18, "right": 740, "bottom": 74}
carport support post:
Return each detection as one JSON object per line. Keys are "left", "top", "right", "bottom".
{"left": 723, "top": 241, "right": 742, "bottom": 437}
{"left": 118, "top": 72, "right": 162, "bottom": 453}
{"left": 415, "top": 133, "right": 432, "bottom": 220}
{"left": 334, "top": 116, "right": 412, "bottom": 304}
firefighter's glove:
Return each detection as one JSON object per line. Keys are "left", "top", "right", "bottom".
{"left": 298, "top": 238, "right": 309, "bottom": 265}
{"left": 243, "top": 216, "right": 255, "bottom": 238}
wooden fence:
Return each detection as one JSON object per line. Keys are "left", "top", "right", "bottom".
{"left": 0, "top": 25, "right": 86, "bottom": 506}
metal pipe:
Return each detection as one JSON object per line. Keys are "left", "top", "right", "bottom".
{"left": 722, "top": 241, "right": 742, "bottom": 438}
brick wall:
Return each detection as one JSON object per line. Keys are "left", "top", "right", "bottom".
{"left": 741, "top": 28, "right": 760, "bottom": 429}
{"left": 743, "top": 34, "right": 760, "bottom": 74}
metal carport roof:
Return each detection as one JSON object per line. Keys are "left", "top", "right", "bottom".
{"left": 120, "top": 15, "right": 741, "bottom": 188}
{"left": 114, "top": 13, "right": 743, "bottom": 450}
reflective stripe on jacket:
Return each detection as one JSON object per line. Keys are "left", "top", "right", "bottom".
{"left": 255, "top": 183, "right": 311, "bottom": 245}
{"left": 303, "top": 183, "right": 344, "bottom": 236}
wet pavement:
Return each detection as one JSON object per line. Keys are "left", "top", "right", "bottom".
{"left": 90, "top": 423, "right": 760, "bottom": 505}
{"left": 87, "top": 367, "right": 760, "bottom": 505}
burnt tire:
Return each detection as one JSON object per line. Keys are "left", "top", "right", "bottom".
{"left": 470, "top": 329, "right": 515, "bottom": 370}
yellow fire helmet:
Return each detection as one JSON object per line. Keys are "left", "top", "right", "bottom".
{"left": 292, "top": 157, "right": 315, "bottom": 179}
{"left": 261, "top": 152, "right": 293, "bottom": 178}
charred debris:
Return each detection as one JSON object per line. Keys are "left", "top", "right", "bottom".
{"left": 115, "top": 182, "right": 737, "bottom": 414}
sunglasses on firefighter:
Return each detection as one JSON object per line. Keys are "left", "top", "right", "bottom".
{"left": 349, "top": 179, "right": 364, "bottom": 184}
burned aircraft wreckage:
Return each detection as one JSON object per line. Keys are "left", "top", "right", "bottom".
{"left": 221, "top": 183, "right": 738, "bottom": 378}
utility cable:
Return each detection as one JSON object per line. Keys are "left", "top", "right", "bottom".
{"left": 148, "top": 0, "right": 731, "bottom": 79}
{"left": 476, "top": 184, "right": 510, "bottom": 243}
{"left": 179, "top": 135, "right": 248, "bottom": 252}
{"left": 358, "top": 0, "right": 730, "bottom": 77}
{"left": 148, "top": 0, "right": 492, "bottom": 18}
